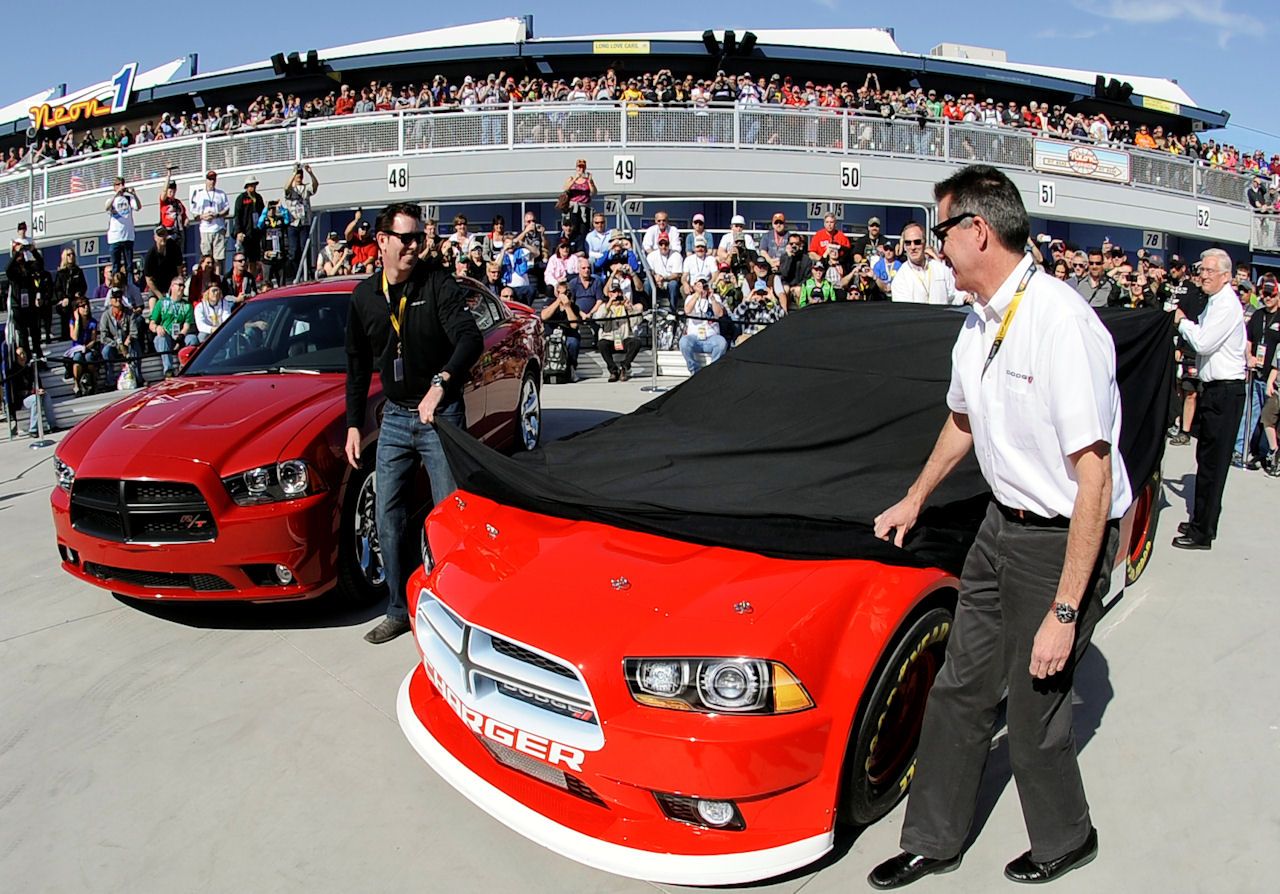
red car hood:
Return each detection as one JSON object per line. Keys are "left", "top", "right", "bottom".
{"left": 59, "top": 375, "right": 345, "bottom": 473}
{"left": 424, "top": 497, "right": 834, "bottom": 662}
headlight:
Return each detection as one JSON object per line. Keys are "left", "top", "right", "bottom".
{"left": 222, "top": 459, "right": 321, "bottom": 506}
{"left": 53, "top": 457, "right": 75, "bottom": 493}
{"left": 624, "top": 658, "right": 814, "bottom": 715}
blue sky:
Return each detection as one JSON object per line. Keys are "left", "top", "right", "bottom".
{"left": 6, "top": 1, "right": 1276, "bottom": 155}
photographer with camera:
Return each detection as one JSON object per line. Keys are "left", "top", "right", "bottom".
{"left": 105, "top": 177, "right": 143, "bottom": 277}
{"left": 317, "top": 232, "right": 351, "bottom": 278}
{"left": 592, "top": 282, "right": 644, "bottom": 381}
{"left": 716, "top": 215, "right": 757, "bottom": 267}
{"left": 779, "top": 233, "right": 813, "bottom": 309}
{"left": 345, "top": 209, "right": 379, "bottom": 274}
{"left": 100, "top": 288, "right": 144, "bottom": 388}
{"left": 1236, "top": 279, "right": 1280, "bottom": 469}
{"left": 539, "top": 281, "right": 582, "bottom": 380}
{"left": 283, "top": 164, "right": 319, "bottom": 280}
{"left": 679, "top": 277, "right": 728, "bottom": 375}
{"left": 258, "top": 200, "right": 292, "bottom": 287}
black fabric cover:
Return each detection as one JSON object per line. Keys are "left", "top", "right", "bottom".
{"left": 438, "top": 302, "right": 1173, "bottom": 574}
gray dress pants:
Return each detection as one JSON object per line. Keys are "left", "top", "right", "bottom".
{"left": 900, "top": 502, "right": 1120, "bottom": 863}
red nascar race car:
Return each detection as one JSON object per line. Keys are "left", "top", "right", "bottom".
{"left": 396, "top": 303, "right": 1171, "bottom": 885}
{"left": 50, "top": 275, "right": 544, "bottom": 605}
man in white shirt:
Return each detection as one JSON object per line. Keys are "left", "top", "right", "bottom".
{"left": 105, "top": 176, "right": 142, "bottom": 277}
{"left": 641, "top": 211, "right": 681, "bottom": 255}
{"left": 585, "top": 212, "right": 612, "bottom": 266}
{"left": 681, "top": 237, "right": 717, "bottom": 296}
{"left": 646, "top": 236, "right": 683, "bottom": 309}
{"left": 1170, "top": 248, "right": 1247, "bottom": 549}
{"left": 678, "top": 278, "right": 727, "bottom": 374}
{"left": 871, "top": 165, "right": 1127, "bottom": 890}
{"left": 190, "top": 170, "right": 231, "bottom": 265}
{"left": 890, "top": 221, "right": 962, "bottom": 305}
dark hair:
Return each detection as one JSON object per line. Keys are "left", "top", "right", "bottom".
{"left": 376, "top": 203, "right": 422, "bottom": 234}
{"left": 932, "top": 164, "right": 1029, "bottom": 253}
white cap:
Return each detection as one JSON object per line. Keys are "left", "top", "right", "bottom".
{"left": 731, "top": 214, "right": 746, "bottom": 226}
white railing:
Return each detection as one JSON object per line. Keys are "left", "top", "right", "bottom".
{"left": 0, "top": 103, "right": 1253, "bottom": 214}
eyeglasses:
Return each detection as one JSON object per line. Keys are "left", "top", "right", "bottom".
{"left": 902, "top": 239, "right": 924, "bottom": 246}
{"left": 773, "top": 220, "right": 786, "bottom": 226}
{"left": 930, "top": 212, "right": 977, "bottom": 243}
{"left": 384, "top": 230, "right": 426, "bottom": 246}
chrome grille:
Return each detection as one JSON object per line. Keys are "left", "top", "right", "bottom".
{"left": 415, "top": 588, "right": 603, "bottom": 752}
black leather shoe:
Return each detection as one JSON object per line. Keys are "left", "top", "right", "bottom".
{"left": 1170, "top": 534, "right": 1211, "bottom": 551}
{"left": 1177, "top": 521, "right": 1190, "bottom": 535}
{"left": 1004, "top": 828, "right": 1098, "bottom": 884}
{"left": 364, "top": 617, "right": 411, "bottom": 644}
{"left": 867, "top": 852, "right": 961, "bottom": 889}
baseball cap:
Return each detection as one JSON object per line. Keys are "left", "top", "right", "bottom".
{"left": 154, "top": 226, "right": 168, "bottom": 236}
{"left": 609, "top": 229, "right": 623, "bottom": 242}
{"left": 692, "top": 212, "right": 706, "bottom": 223}
{"left": 357, "top": 221, "right": 371, "bottom": 230}
{"left": 1169, "top": 254, "right": 1186, "bottom": 267}
{"left": 165, "top": 181, "right": 177, "bottom": 189}
{"left": 244, "top": 175, "right": 259, "bottom": 185}
{"left": 731, "top": 214, "right": 746, "bottom": 226}
{"left": 868, "top": 217, "right": 881, "bottom": 226}
{"left": 327, "top": 231, "right": 340, "bottom": 240}
{"left": 694, "top": 235, "right": 707, "bottom": 247}
{"left": 717, "top": 261, "right": 731, "bottom": 271}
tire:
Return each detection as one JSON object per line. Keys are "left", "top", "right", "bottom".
{"left": 840, "top": 605, "right": 954, "bottom": 826}
{"left": 515, "top": 370, "right": 541, "bottom": 452}
{"left": 336, "top": 460, "right": 389, "bottom": 606}
{"left": 1125, "top": 469, "right": 1161, "bottom": 585}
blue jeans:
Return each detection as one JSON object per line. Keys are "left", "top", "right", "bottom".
{"left": 657, "top": 279, "right": 681, "bottom": 309}
{"left": 1235, "top": 376, "right": 1268, "bottom": 457}
{"left": 24, "top": 393, "right": 57, "bottom": 433}
{"left": 103, "top": 342, "right": 142, "bottom": 386}
{"left": 110, "top": 240, "right": 134, "bottom": 278}
{"left": 154, "top": 332, "right": 199, "bottom": 374}
{"left": 679, "top": 333, "right": 728, "bottom": 373}
{"left": 376, "top": 399, "right": 465, "bottom": 621}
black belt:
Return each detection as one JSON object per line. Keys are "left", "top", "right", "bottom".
{"left": 1202, "top": 379, "right": 1245, "bottom": 388}
{"left": 996, "top": 502, "right": 1072, "bottom": 529}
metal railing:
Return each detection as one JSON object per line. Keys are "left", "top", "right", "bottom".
{"left": 0, "top": 103, "right": 1253, "bottom": 214}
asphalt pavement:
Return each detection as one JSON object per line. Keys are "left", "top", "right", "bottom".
{"left": 1, "top": 377, "right": 1276, "bottom": 894}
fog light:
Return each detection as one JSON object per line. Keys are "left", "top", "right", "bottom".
{"left": 694, "top": 799, "right": 737, "bottom": 828}
{"left": 274, "top": 564, "right": 294, "bottom": 584}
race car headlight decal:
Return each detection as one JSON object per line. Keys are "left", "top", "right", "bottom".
{"left": 625, "top": 658, "right": 814, "bottom": 715}
{"left": 53, "top": 457, "right": 75, "bottom": 493}
{"left": 222, "top": 460, "right": 321, "bottom": 506}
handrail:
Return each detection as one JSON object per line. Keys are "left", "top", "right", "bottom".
{"left": 0, "top": 102, "right": 1254, "bottom": 215}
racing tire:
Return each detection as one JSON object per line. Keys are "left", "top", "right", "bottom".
{"left": 1125, "top": 469, "right": 1161, "bottom": 586}
{"left": 336, "top": 459, "right": 389, "bottom": 606}
{"left": 515, "top": 370, "right": 542, "bottom": 452}
{"left": 839, "top": 605, "right": 954, "bottom": 826}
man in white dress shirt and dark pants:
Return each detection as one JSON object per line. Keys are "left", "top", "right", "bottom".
{"left": 1170, "top": 249, "right": 1247, "bottom": 550}
{"left": 890, "top": 221, "right": 963, "bottom": 305}
{"left": 870, "top": 166, "right": 1130, "bottom": 889}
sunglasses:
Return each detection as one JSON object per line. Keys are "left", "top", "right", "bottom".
{"left": 902, "top": 239, "right": 924, "bottom": 247}
{"left": 930, "top": 212, "right": 977, "bottom": 243}
{"left": 384, "top": 230, "right": 426, "bottom": 246}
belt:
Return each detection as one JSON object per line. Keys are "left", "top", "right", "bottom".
{"left": 996, "top": 502, "right": 1071, "bottom": 529}
{"left": 1202, "top": 378, "right": 1245, "bottom": 388}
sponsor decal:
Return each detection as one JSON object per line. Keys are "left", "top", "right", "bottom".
{"left": 423, "top": 660, "right": 587, "bottom": 772}
{"left": 592, "top": 40, "right": 650, "bottom": 55}
{"left": 1005, "top": 370, "right": 1034, "bottom": 384}
{"left": 30, "top": 63, "right": 138, "bottom": 132}
{"left": 1033, "top": 138, "right": 1131, "bottom": 185}
{"left": 180, "top": 513, "right": 209, "bottom": 530}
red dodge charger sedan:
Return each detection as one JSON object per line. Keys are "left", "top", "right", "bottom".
{"left": 50, "top": 275, "right": 544, "bottom": 605}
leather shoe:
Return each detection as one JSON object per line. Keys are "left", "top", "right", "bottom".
{"left": 1170, "top": 534, "right": 1211, "bottom": 551}
{"left": 1004, "top": 828, "right": 1098, "bottom": 884}
{"left": 363, "top": 617, "right": 411, "bottom": 644}
{"left": 1177, "top": 521, "right": 1190, "bottom": 535}
{"left": 867, "top": 852, "right": 961, "bottom": 889}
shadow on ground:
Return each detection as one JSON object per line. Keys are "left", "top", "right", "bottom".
{"left": 116, "top": 589, "right": 385, "bottom": 631}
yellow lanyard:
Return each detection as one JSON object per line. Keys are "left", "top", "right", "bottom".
{"left": 910, "top": 261, "right": 933, "bottom": 294}
{"left": 383, "top": 274, "right": 408, "bottom": 352}
{"left": 981, "top": 265, "right": 1037, "bottom": 378}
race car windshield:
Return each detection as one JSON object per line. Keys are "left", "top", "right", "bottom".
{"left": 184, "top": 293, "right": 351, "bottom": 376}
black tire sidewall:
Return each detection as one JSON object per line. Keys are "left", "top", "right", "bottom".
{"left": 516, "top": 370, "right": 541, "bottom": 452}
{"left": 840, "top": 605, "right": 954, "bottom": 826}
{"left": 336, "top": 458, "right": 388, "bottom": 606}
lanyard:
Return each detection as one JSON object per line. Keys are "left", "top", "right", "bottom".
{"left": 382, "top": 274, "right": 408, "bottom": 354}
{"left": 981, "top": 265, "right": 1037, "bottom": 378}
{"left": 909, "top": 261, "right": 933, "bottom": 294}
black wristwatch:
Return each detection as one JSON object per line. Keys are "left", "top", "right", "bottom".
{"left": 1052, "top": 602, "right": 1079, "bottom": 624}
{"left": 430, "top": 373, "right": 446, "bottom": 390}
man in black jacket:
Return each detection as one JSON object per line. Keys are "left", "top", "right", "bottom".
{"left": 233, "top": 175, "right": 265, "bottom": 278}
{"left": 345, "top": 202, "right": 483, "bottom": 644}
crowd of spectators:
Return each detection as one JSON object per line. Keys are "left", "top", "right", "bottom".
{"left": 4, "top": 66, "right": 1276, "bottom": 191}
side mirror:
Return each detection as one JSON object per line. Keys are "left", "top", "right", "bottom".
{"left": 177, "top": 345, "right": 198, "bottom": 366}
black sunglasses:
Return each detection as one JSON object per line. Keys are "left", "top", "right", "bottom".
{"left": 930, "top": 212, "right": 977, "bottom": 242}
{"left": 902, "top": 239, "right": 924, "bottom": 246}
{"left": 383, "top": 230, "right": 426, "bottom": 246}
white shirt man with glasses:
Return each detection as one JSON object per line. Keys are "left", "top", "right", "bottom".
{"left": 890, "top": 221, "right": 961, "bottom": 305}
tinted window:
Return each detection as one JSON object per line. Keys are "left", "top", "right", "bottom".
{"left": 185, "top": 293, "right": 350, "bottom": 375}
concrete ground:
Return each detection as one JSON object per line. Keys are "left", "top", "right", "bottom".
{"left": 1, "top": 374, "right": 1277, "bottom": 894}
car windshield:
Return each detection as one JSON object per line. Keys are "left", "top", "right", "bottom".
{"left": 184, "top": 292, "right": 351, "bottom": 376}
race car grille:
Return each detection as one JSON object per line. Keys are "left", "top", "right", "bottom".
{"left": 491, "top": 636, "right": 578, "bottom": 679}
{"left": 83, "top": 562, "right": 234, "bottom": 592}
{"left": 70, "top": 478, "right": 217, "bottom": 544}
{"left": 479, "top": 738, "right": 606, "bottom": 807}
{"left": 416, "top": 588, "right": 604, "bottom": 752}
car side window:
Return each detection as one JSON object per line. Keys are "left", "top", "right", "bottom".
{"left": 466, "top": 291, "right": 500, "bottom": 332}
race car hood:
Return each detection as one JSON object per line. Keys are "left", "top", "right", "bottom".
{"left": 422, "top": 495, "right": 840, "bottom": 664}
{"left": 57, "top": 374, "right": 345, "bottom": 474}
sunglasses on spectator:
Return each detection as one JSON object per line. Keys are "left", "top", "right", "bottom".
{"left": 384, "top": 230, "right": 426, "bottom": 245}
{"left": 930, "top": 212, "right": 977, "bottom": 242}
{"left": 902, "top": 239, "right": 924, "bottom": 246}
